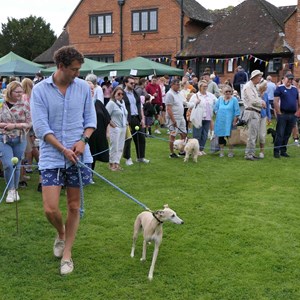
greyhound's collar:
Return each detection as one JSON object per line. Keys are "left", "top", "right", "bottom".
{"left": 152, "top": 212, "right": 163, "bottom": 224}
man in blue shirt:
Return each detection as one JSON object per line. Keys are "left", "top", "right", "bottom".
{"left": 273, "top": 73, "right": 298, "bottom": 158}
{"left": 31, "top": 46, "right": 96, "bottom": 275}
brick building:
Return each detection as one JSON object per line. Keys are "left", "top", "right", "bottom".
{"left": 35, "top": 0, "right": 213, "bottom": 67}
{"left": 178, "top": 0, "right": 298, "bottom": 83}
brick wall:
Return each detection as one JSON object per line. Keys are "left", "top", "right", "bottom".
{"left": 293, "top": 0, "right": 300, "bottom": 78}
{"left": 65, "top": 0, "right": 204, "bottom": 66}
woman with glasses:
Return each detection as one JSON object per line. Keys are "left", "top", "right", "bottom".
{"left": 188, "top": 80, "right": 217, "bottom": 156}
{"left": 0, "top": 81, "right": 31, "bottom": 202}
{"left": 214, "top": 86, "right": 240, "bottom": 157}
{"left": 106, "top": 86, "right": 128, "bottom": 171}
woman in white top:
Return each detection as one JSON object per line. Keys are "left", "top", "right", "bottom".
{"left": 106, "top": 87, "right": 128, "bottom": 171}
{"left": 188, "top": 80, "right": 217, "bottom": 155}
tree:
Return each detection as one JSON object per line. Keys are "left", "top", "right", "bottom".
{"left": 0, "top": 15, "right": 56, "bottom": 61}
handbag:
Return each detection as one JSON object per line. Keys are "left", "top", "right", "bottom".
{"left": 190, "top": 94, "right": 203, "bottom": 129}
{"left": 228, "top": 128, "right": 240, "bottom": 145}
{"left": 125, "top": 125, "right": 132, "bottom": 139}
{"left": 210, "top": 135, "right": 220, "bottom": 153}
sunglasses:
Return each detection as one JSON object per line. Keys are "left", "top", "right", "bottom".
{"left": 225, "top": 91, "right": 232, "bottom": 93}
{"left": 116, "top": 92, "right": 123, "bottom": 96}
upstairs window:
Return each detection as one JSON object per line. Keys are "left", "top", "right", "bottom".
{"left": 132, "top": 9, "right": 158, "bottom": 32}
{"left": 90, "top": 14, "right": 112, "bottom": 35}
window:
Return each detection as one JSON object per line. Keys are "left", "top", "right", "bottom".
{"left": 85, "top": 55, "right": 114, "bottom": 63}
{"left": 90, "top": 14, "right": 112, "bottom": 35}
{"left": 199, "top": 59, "right": 224, "bottom": 75}
{"left": 132, "top": 9, "right": 157, "bottom": 32}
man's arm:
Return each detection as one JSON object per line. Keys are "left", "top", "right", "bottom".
{"left": 274, "top": 96, "right": 281, "bottom": 115}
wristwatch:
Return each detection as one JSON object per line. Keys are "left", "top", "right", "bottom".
{"left": 80, "top": 135, "right": 90, "bottom": 144}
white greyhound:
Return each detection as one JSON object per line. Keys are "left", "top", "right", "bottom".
{"left": 130, "top": 204, "right": 184, "bottom": 280}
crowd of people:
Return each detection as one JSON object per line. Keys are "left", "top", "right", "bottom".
{"left": 0, "top": 45, "right": 299, "bottom": 276}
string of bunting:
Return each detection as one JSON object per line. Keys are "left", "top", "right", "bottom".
{"left": 150, "top": 55, "right": 299, "bottom": 69}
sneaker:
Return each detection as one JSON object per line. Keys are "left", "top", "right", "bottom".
{"left": 6, "top": 189, "right": 20, "bottom": 203}
{"left": 136, "top": 158, "right": 150, "bottom": 163}
{"left": 259, "top": 152, "right": 264, "bottom": 159}
{"left": 125, "top": 158, "right": 134, "bottom": 166}
{"left": 219, "top": 153, "right": 224, "bottom": 158}
{"left": 294, "top": 139, "right": 299, "bottom": 146}
{"left": 281, "top": 153, "right": 290, "bottom": 157}
{"left": 60, "top": 259, "right": 74, "bottom": 275}
{"left": 154, "top": 129, "right": 161, "bottom": 134}
{"left": 25, "top": 168, "right": 33, "bottom": 174}
{"left": 245, "top": 155, "right": 258, "bottom": 161}
{"left": 169, "top": 153, "right": 179, "bottom": 158}
{"left": 53, "top": 237, "right": 65, "bottom": 258}
{"left": 274, "top": 153, "right": 280, "bottom": 159}
{"left": 228, "top": 153, "right": 234, "bottom": 158}
{"left": 178, "top": 151, "right": 186, "bottom": 156}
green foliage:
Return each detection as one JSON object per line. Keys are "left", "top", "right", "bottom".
{"left": 0, "top": 15, "right": 56, "bottom": 60}
{"left": 1, "top": 129, "right": 300, "bottom": 299}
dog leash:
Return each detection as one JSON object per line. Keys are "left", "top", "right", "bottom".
{"left": 76, "top": 161, "right": 150, "bottom": 211}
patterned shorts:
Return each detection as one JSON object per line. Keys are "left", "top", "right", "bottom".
{"left": 41, "top": 164, "right": 92, "bottom": 187}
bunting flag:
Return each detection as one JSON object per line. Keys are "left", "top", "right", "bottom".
{"left": 147, "top": 54, "right": 298, "bottom": 68}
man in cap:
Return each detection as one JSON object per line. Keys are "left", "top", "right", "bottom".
{"left": 243, "top": 70, "right": 266, "bottom": 160}
{"left": 273, "top": 73, "right": 299, "bottom": 158}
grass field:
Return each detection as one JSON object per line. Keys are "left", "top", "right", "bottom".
{"left": 1, "top": 128, "right": 300, "bottom": 300}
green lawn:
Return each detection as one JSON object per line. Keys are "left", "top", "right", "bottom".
{"left": 1, "top": 129, "right": 300, "bottom": 300}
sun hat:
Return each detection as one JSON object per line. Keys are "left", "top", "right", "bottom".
{"left": 250, "top": 70, "right": 263, "bottom": 80}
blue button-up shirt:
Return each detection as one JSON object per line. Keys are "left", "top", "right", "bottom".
{"left": 31, "top": 76, "right": 96, "bottom": 169}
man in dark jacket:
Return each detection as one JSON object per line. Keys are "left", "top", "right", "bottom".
{"left": 123, "top": 76, "right": 150, "bottom": 165}
{"left": 233, "top": 66, "right": 248, "bottom": 96}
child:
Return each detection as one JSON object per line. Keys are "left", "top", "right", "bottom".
{"left": 143, "top": 95, "right": 156, "bottom": 136}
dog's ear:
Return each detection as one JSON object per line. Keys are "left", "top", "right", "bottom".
{"left": 163, "top": 204, "right": 169, "bottom": 209}
{"left": 154, "top": 210, "right": 164, "bottom": 216}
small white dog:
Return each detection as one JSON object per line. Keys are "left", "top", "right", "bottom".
{"left": 130, "top": 204, "right": 184, "bottom": 280}
{"left": 173, "top": 138, "right": 199, "bottom": 162}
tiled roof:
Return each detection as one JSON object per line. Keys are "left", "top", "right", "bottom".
{"left": 175, "top": 0, "right": 214, "bottom": 24}
{"left": 178, "top": 0, "right": 293, "bottom": 57}
{"left": 33, "top": 30, "right": 69, "bottom": 64}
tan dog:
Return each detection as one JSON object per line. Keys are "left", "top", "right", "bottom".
{"left": 130, "top": 204, "right": 184, "bottom": 280}
{"left": 174, "top": 138, "right": 199, "bottom": 162}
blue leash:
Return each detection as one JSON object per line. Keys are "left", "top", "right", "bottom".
{"left": 76, "top": 161, "right": 150, "bottom": 211}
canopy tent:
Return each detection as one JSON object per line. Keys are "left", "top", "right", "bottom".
{"left": 0, "top": 60, "right": 43, "bottom": 76}
{"left": 43, "top": 58, "right": 108, "bottom": 76}
{"left": 94, "top": 57, "right": 184, "bottom": 77}
{"left": 0, "top": 51, "right": 44, "bottom": 76}
{"left": 0, "top": 51, "right": 44, "bottom": 68}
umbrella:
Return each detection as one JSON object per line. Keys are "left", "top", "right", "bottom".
{"left": 0, "top": 60, "right": 43, "bottom": 76}
{"left": 94, "top": 57, "right": 184, "bottom": 77}
{"left": 43, "top": 58, "right": 108, "bottom": 76}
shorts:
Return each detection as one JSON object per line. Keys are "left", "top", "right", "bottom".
{"left": 145, "top": 116, "right": 154, "bottom": 126}
{"left": 167, "top": 117, "right": 187, "bottom": 136}
{"left": 41, "top": 163, "right": 92, "bottom": 187}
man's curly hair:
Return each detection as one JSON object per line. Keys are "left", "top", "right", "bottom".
{"left": 53, "top": 46, "right": 84, "bottom": 67}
